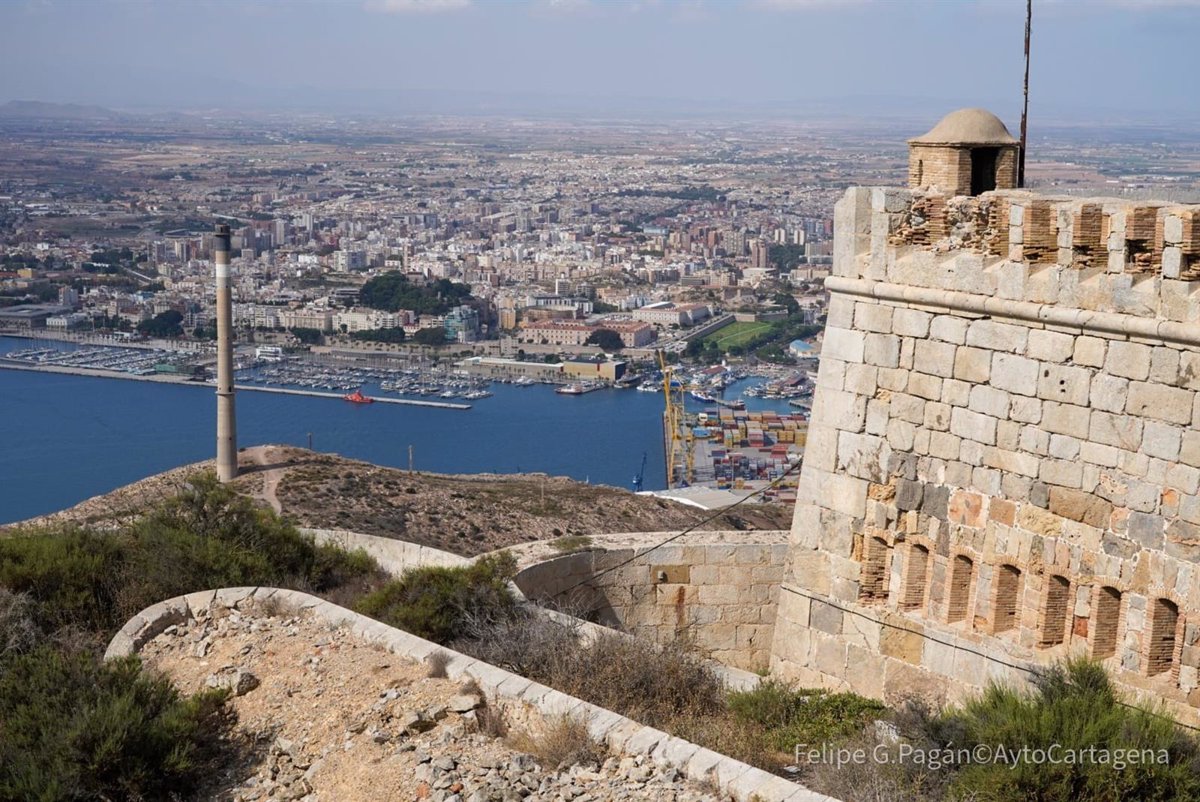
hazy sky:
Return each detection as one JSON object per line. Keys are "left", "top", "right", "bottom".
{"left": 1, "top": 0, "right": 1197, "bottom": 121}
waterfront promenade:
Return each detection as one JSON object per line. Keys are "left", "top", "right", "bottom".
{"left": 0, "top": 362, "right": 471, "bottom": 410}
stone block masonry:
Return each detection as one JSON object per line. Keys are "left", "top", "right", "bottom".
{"left": 770, "top": 185, "right": 1200, "bottom": 727}
{"left": 515, "top": 534, "right": 789, "bottom": 673}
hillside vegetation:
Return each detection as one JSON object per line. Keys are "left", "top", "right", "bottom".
{"left": 0, "top": 477, "right": 381, "bottom": 801}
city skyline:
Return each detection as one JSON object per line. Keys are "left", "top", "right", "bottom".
{"left": 2, "top": 0, "right": 1198, "bottom": 122}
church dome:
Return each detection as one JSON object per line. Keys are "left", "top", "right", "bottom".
{"left": 909, "top": 108, "right": 1018, "bottom": 146}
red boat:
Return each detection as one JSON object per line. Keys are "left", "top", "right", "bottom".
{"left": 343, "top": 389, "right": 374, "bottom": 404}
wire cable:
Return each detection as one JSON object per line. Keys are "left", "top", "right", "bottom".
{"left": 546, "top": 456, "right": 805, "bottom": 604}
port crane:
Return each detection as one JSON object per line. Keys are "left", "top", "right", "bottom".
{"left": 657, "top": 350, "right": 694, "bottom": 487}
{"left": 632, "top": 451, "right": 647, "bottom": 492}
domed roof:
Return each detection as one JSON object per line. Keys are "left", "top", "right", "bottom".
{"left": 909, "top": 108, "right": 1018, "bottom": 146}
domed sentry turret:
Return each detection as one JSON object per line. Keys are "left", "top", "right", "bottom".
{"left": 908, "top": 108, "right": 1020, "bottom": 196}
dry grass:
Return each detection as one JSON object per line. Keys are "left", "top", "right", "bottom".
{"left": 451, "top": 607, "right": 892, "bottom": 780}
{"left": 548, "top": 535, "right": 594, "bottom": 554}
{"left": 0, "top": 589, "right": 38, "bottom": 659}
{"left": 473, "top": 703, "right": 508, "bottom": 739}
{"left": 508, "top": 715, "right": 606, "bottom": 771}
{"left": 425, "top": 650, "right": 450, "bottom": 678}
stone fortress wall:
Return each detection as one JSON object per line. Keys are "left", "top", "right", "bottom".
{"left": 513, "top": 533, "right": 788, "bottom": 672}
{"left": 768, "top": 167, "right": 1200, "bottom": 725}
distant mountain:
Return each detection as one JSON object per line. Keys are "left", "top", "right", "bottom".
{"left": 0, "top": 100, "right": 129, "bottom": 121}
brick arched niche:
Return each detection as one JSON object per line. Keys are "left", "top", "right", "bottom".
{"left": 992, "top": 565, "right": 1022, "bottom": 634}
{"left": 1091, "top": 586, "right": 1123, "bottom": 660}
{"left": 901, "top": 544, "right": 931, "bottom": 611}
{"left": 1147, "top": 598, "right": 1181, "bottom": 678}
{"left": 946, "top": 555, "right": 974, "bottom": 624}
{"left": 1039, "top": 574, "right": 1071, "bottom": 648}
{"left": 859, "top": 536, "right": 891, "bottom": 603}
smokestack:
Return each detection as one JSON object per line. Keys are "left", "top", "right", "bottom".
{"left": 214, "top": 224, "right": 238, "bottom": 482}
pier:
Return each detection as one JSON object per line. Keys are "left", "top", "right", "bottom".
{"left": 241, "top": 384, "right": 470, "bottom": 409}
{"left": 0, "top": 362, "right": 472, "bottom": 410}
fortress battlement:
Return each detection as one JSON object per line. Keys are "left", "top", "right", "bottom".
{"left": 769, "top": 110, "right": 1200, "bottom": 726}
{"left": 837, "top": 187, "right": 1200, "bottom": 324}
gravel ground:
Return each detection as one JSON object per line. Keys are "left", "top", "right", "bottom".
{"left": 141, "top": 604, "right": 726, "bottom": 802}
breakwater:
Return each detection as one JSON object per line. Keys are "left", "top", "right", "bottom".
{"left": 0, "top": 362, "right": 470, "bottom": 410}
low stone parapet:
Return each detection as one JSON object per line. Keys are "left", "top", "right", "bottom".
{"left": 106, "top": 586, "right": 834, "bottom": 802}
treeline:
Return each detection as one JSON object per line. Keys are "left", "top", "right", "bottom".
{"left": 347, "top": 327, "right": 447, "bottom": 346}
{"left": 768, "top": 243, "right": 807, "bottom": 271}
{"left": 616, "top": 186, "right": 726, "bottom": 202}
{"left": 359, "top": 272, "right": 472, "bottom": 316}
{"left": 137, "top": 309, "right": 183, "bottom": 338}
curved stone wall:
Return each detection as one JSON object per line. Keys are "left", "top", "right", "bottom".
{"left": 513, "top": 532, "right": 789, "bottom": 673}
{"left": 301, "top": 527, "right": 468, "bottom": 574}
{"left": 106, "top": 586, "right": 829, "bottom": 802}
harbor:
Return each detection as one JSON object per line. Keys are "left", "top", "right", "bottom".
{"left": 0, "top": 334, "right": 817, "bottom": 521}
{"left": 0, "top": 362, "right": 473, "bottom": 410}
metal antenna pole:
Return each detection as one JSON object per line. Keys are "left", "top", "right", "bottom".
{"left": 1019, "top": 0, "right": 1032, "bottom": 188}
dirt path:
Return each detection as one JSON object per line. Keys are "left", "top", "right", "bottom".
{"left": 242, "top": 445, "right": 286, "bottom": 515}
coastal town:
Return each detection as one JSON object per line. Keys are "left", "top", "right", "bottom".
{"left": 3, "top": 105, "right": 1199, "bottom": 504}
{"left": 0, "top": 109, "right": 845, "bottom": 365}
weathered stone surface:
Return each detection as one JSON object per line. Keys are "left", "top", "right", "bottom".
{"left": 777, "top": 187, "right": 1200, "bottom": 736}
{"left": 990, "top": 353, "right": 1039, "bottom": 396}
{"left": 1127, "top": 382, "right": 1193, "bottom": 425}
{"left": 895, "top": 479, "right": 923, "bottom": 511}
{"left": 1126, "top": 512, "right": 1165, "bottom": 550}
{"left": 1048, "top": 487, "right": 1112, "bottom": 529}
{"left": 206, "top": 668, "right": 260, "bottom": 697}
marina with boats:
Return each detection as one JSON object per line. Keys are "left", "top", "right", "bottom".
{"left": 2, "top": 334, "right": 817, "bottom": 501}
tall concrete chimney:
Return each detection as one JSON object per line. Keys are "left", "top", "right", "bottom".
{"left": 214, "top": 224, "right": 238, "bottom": 482}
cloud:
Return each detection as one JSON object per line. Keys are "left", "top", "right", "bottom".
{"left": 365, "top": 0, "right": 471, "bottom": 13}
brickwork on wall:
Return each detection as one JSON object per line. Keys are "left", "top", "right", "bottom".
{"left": 770, "top": 186, "right": 1200, "bottom": 725}
{"left": 907, "top": 144, "right": 1018, "bottom": 197}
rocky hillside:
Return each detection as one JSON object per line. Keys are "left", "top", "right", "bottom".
{"left": 6, "top": 445, "right": 792, "bottom": 556}
{"left": 142, "top": 604, "right": 722, "bottom": 801}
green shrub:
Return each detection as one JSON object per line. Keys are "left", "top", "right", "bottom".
{"left": 0, "top": 527, "right": 125, "bottom": 635}
{"left": 355, "top": 551, "right": 518, "bottom": 644}
{"left": 941, "top": 658, "right": 1200, "bottom": 802}
{"left": 548, "top": 535, "right": 593, "bottom": 554}
{"left": 0, "top": 473, "right": 380, "bottom": 639}
{"left": 728, "top": 679, "right": 886, "bottom": 753}
{"left": 0, "top": 646, "right": 233, "bottom": 801}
